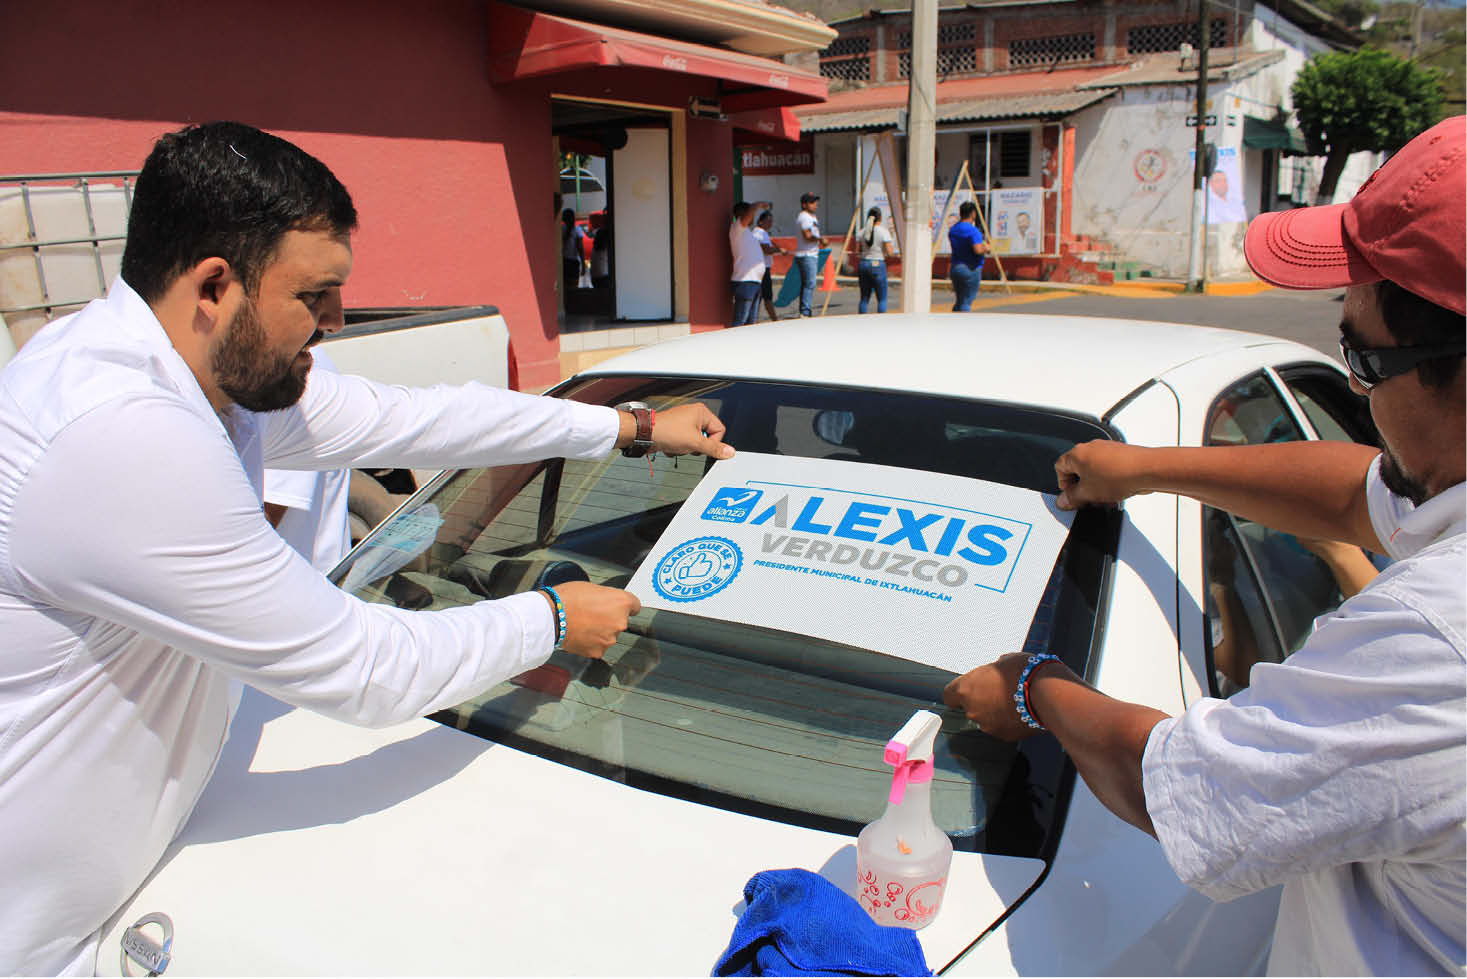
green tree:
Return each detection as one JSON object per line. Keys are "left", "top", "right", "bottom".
{"left": 1292, "top": 47, "right": 1445, "bottom": 203}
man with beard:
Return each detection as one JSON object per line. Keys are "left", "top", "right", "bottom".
{"left": 944, "top": 116, "right": 1464, "bottom": 975}
{"left": 0, "top": 122, "right": 733, "bottom": 974}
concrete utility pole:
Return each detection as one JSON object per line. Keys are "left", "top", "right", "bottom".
{"left": 1185, "top": 0, "right": 1211, "bottom": 292}
{"left": 901, "top": 0, "right": 937, "bottom": 314}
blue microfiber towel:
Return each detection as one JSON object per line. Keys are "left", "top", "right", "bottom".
{"left": 712, "top": 869, "right": 932, "bottom": 977}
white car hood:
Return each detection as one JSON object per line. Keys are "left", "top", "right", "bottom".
{"left": 100, "top": 689, "right": 1044, "bottom": 975}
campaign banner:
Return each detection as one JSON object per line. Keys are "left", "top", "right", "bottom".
{"left": 991, "top": 188, "right": 1043, "bottom": 255}
{"left": 626, "top": 453, "right": 1073, "bottom": 675}
{"left": 930, "top": 189, "right": 974, "bottom": 256}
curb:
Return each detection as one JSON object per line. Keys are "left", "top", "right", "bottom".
{"left": 806, "top": 275, "right": 1272, "bottom": 299}
{"left": 1203, "top": 279, "right": 1275, "bottom": 296}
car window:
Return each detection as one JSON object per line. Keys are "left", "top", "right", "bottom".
{"left": 1202, "top": 511, "right": 1286, "bottom": 697}
{"left": 1201, "top": 371, "right": 1361, "bottom": 695}
{"left": 1206, "top": 371, "right": 1306, "bottom": 446}
{"left": 334, "top": 376, "right": 1118, "bottom": 859}
{"left": 1277, "top": 364, "right": 1380, "bottom": 446}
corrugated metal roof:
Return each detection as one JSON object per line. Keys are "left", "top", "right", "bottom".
{"left": 800, "top": 87, "right": 1116, "bottom": 132}
{"left": 1076, "top": 49, "right": 1285, "bottom": 88}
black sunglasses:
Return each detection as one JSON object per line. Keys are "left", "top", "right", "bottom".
{"left": 1338, "top": 337, "right": 1466, "bottom": 389}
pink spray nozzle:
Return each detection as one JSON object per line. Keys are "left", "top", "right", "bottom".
{"left": 887, "top": 758, "right": 935, "bottom": 805}
{"left": 883, "top": 740, "right": 908, "bottom": 767}
{"left": 882, "top": 710, "right": 942, "bottom": 804}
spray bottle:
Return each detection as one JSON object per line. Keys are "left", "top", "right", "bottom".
{"left": 855, "top": 710, "right": 953, "bottom": 929}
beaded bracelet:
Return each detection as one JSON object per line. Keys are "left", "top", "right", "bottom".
{"left": 1014, "top": 652, "right": 1061, "bottom": 731}
{"left": 541, "top": 585, "right": 568, "bottom": 648}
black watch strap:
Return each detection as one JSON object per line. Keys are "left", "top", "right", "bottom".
{"left": 615, "top": 401, "right": 655, "bottom": 458}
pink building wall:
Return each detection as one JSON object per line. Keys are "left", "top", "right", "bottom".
{"left": 1, "top": 0, "right": 739, "bottom": 388}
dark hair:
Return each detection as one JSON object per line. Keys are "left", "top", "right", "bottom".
{"left": 864, "top": 206, "right": 882, "bottom": 247}
{"left": 121, "top": 122, "right": 357, "bottom": 303}
{"left": 958, "top": 201, "right": 978, "bottom": 221}
{"left": 1377, "top": 279, "right": 1466, "bottom": 389}
{"left": 757, "top": 211, "right": 772, "bottom": 225}
{"left": 732, "top": 201, "right": 752, "bottom": 221}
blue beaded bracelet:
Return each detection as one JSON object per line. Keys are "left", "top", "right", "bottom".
{"left": 541, "top": 586, "right": 568, "bottom": 648}
{"left": 1014, "top": 653, "right": 1061, "bottom": 731}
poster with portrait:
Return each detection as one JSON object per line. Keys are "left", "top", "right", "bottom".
{"left": 1193, "top": 146, "right": 1246, "bottom": 224}
{"left": 991, "top": 188, "right": 1043, "bottom": 255}
{"left": 930, "top": 189, "right": 974, "bottom": 256}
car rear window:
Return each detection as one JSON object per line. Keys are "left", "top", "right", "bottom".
{"left": 331, "top": 376, "right": 1118, "bottom": 858}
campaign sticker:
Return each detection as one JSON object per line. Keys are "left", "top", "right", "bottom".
{"left": 652, "top": 536, "right": 743, "bottom": 603}
{"left": 701, "top": 487, "right": 764, "bottom": 523}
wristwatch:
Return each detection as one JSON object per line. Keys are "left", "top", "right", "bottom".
{"left": 615, "top": 401, "right": 655, "bottom": 458}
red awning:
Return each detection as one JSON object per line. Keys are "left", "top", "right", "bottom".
{"left": 488, "top": 5, "right": 827, "bottom": 113}
{"left": 729, "top": 107, "right": 802, "bottom": 144}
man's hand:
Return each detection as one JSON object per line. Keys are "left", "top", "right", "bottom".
{"left": 1054, "top": 441, "right": 1155, "bottom": 510}
{"left": 551, "top": 581, "right": 642, "bottom": 659}
{"left": 943, "top": 653, "right": 1051, "bottom": 741}
{"left": 650, "top": 402, "right": 735, "bottom": 460}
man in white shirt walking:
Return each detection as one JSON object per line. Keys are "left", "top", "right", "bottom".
{"left": 945, "top": 116, "right": 1466, "bottom": 975}
{"left": 0, "top": 121, "right": 734, "bottom": 975}
{"left": 793, "top": 192, "right": 824, "bottom": 317}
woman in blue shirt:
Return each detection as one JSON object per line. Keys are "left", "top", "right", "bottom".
{"left": 947, "top": 202, "right": 989, "bottom": 311}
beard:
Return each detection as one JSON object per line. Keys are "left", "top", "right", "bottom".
{"left": 211, "top": 296, "right": 314, "bottom": 412}
{"left": 1379, "top": 447, "right": 1429, "bottom": 507}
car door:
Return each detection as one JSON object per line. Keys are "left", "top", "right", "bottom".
{"left": 1199, "top": 366, "right": 1384, "bottom": 697}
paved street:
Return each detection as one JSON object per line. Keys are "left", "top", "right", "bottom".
{"left": 771, "top": 279, "right": 1347, "bottom": 359}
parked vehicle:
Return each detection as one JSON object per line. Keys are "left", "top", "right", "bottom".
{"left": 99, "top": 313, "right": 1378, "bottom": 975}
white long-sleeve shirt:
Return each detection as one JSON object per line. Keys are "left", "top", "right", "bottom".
{"left": 0, "top": 280, "right": 619, "bottom": 974}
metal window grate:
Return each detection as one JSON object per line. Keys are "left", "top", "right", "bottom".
{"left": 938, "top": 22, "right": 976, "bottom": 46}
{"left": 820, "top": 35, "right": 871, "bottom": 81}
{"left": 1127, "top": 20, "right": 1228, "bottom": 53}
{"left": 896, "top": 24, "right": 977, "bottom": 78}
{"left": 1008, "top": 32, "right": 1096, "bottom": 67}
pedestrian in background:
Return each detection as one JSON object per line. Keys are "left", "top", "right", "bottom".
{"left": 560, "top": 207, "right": 587, "bottom": 293}
{"left": 753, "top": 211, "right": 783, "bottom": 323}
{"left": 793, "top": 192, "right": 824, "bottom": 317}
{"left": 947, "top": 201, "right": 988, "bottom": 312}
{"left": 728, "top": 201, "right": 766, "bottom": 327}
{"left": 856, "top": 207, "right": 894, "bottom": 314}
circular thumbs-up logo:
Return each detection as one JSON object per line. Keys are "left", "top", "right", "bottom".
{"left": 652, "top": 537, "right": 743, "bottom": 603}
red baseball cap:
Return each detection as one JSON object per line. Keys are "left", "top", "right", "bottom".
{"left": 1244, "top": 115, "right": 1465, "bottom": 315}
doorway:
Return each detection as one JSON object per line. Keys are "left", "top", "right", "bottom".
{"left": 552, "top": 98, "right": 674, "bottom": 331}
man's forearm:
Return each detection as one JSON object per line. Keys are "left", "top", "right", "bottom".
{"left": 1130, "top": 442, "right": 1381, "bottom": 550}
{"left": 1027, "top": 664, "right": 1168, "bottom": 836}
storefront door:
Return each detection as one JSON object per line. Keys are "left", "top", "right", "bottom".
{"left": 613, "top": 127, "right": 672, "bottom": 320}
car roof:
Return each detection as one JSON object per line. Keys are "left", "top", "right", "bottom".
{"left": 578, "top": 312, "right": 1332, "bottom": 419}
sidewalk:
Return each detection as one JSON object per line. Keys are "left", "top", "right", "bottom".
{"left": 815, "top": 272, "right": 1273, "bottom": 300}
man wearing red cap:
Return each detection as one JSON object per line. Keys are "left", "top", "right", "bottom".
{"left": 945, "top": 117, "right": 1465, "bottom": 974}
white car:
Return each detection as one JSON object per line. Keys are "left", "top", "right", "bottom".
{"left": 100, "top": 313, "right": 1379, "bottom": 976}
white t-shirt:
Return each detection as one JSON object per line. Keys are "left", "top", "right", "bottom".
{"left": 0, "top": 279, "right": 620, "bottom": 975}
{"left": 1143, "top": 458, "right": 1465, "bottom": 976}
{"left": 753, "top": 226, "right": 774, "bottom": 270}
{"left": 794, "top": 210, "right": 820, "bottom": 257}
{"left": 561, "top": 224, "right": 584, "bottom": 262}
{"left": 729, "top": 221, "right": 765, "bottom": 283}
{"left": 861, "top": 224, "right": 892, "bottom": 263}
